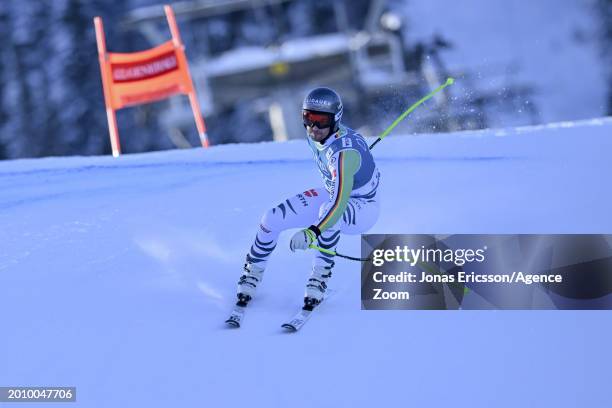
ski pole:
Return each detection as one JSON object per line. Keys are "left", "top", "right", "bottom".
{"left": 309, "top": 244, "right": 371, "bottom": 262}
{"left": 369, "top": 77, "right": 455, "bottom": 150}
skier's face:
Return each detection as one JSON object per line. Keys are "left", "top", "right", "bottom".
{"left": 303, "top": 110, "right": 333, "bottom": 142}
{"left": 306, "top": 124, "right": 330, "bottom": 142}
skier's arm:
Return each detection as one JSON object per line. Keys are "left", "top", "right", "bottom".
{"left": 311, "top": 149, "right": 361, "bottom": 235}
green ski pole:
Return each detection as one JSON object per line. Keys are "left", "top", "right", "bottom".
{"left": 369, "top": 77, "right": 455, "bottom": 150}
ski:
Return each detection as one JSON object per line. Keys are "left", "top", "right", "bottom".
{"left": 281, "top": 289, "right": 335, "bottom": 332}
{"left": 281, "top": 308, "right": 314, "bottom": 332}
{"left": 225, "top": 301, "right": 248, "bottom": 328}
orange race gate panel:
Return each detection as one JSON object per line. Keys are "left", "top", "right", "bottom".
{"left": 94, "top": 5, "right": 209, "bottom": 157}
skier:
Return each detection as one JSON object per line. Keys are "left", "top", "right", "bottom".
{"left": 236, "top": 87, "right": 381, "bottom": 310}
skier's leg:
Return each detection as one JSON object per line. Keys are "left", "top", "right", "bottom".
{"left": 334, "top": 197, "right": 380, "bottom": 235}
{"left": 304, "top": 229, "right": 340, "bottom": 307}
{"left": 303, "top": 197, "right": 380, "bottom": 305}
{"left": 237, "top": 188, "right": 327, "bottom": 301}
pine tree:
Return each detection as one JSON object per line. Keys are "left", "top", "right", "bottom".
{"left": 0, "top": 2, "right": 10, "bottom": 159}
{"left": 8, "top": 1, "right": 42, "bottom": 157}
{"left": 0, "top": 1, "right": 62, "bottom": 158}
{"left": 56, "top": 0, "right": 110, "bottom": 156}
{"left": 600, "top": 0, "right": 612, "bottom": 114}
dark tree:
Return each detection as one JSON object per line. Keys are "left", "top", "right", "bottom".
{"left": 603, "top": 0, "right": 612, "bottom": 114}
{"left": 6, "top": 1, "right": 57, "bottom": 158}
{"left": 0, "top": 2, "right": 10, "bottom": 159}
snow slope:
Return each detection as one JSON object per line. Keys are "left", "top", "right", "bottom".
{"left": 1, "top": 118, "right": 611, "bottom": 407}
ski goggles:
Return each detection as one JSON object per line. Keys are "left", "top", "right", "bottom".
{"left": 302, "top": 110, "right": 333, "bottom": 128}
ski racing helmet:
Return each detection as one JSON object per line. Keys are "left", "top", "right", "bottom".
{"left": 302, "top": 87, "right": 343, "bottom": 134}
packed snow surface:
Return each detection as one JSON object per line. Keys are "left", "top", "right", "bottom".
{"left": 1, "top": 118, "right": 611, "bottom": 407}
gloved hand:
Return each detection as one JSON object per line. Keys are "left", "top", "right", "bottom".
{"left": 289, "top": 226, "right": 320, "bottom": 252}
